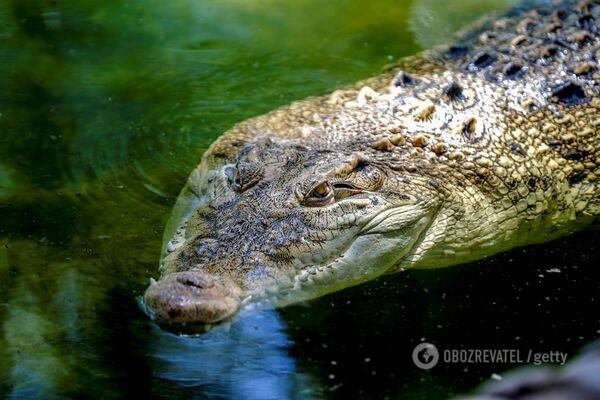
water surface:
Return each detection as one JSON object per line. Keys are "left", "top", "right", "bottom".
{"left": 1, "top": 0, "right": 598, "bottom": 398}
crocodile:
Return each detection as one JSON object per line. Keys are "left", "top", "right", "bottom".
{"left": 143, "top": 0, "right": 600, "bottom": 327}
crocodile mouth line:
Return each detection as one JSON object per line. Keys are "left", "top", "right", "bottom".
{"left": 286, "top": 202, "right": 438, "bottom": 294}
{"left": 259, "top": 204, "right": 436, "bottom": 304}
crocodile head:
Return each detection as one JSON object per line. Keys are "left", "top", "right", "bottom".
{"left": 143, "top": 137, "right": 439, "bottom": 326}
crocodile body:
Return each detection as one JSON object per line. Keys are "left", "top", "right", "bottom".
{"left": 143, "top": 0, "right": 599, "bottom": 327}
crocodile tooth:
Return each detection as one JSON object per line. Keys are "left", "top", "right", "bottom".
{"left": 298, "top": 271, "right": 309, "bottom": 282}
{"left": 166, "top": 241, "right": 177, "bottom": 252}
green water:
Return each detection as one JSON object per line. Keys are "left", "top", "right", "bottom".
{"left": 1, "top": 0, "right": 598, "bottom": 398}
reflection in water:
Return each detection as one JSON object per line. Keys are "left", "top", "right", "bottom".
{"left": 3, "top": 253, "right": 107, "bottom": 399}
{"left": 5, "top": 283, "right": 63, "bottom": 399}
{"left": 147, "top": 308, "right": 319, "bottom": 400}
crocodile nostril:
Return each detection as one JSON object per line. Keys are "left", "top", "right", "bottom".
{"left": 177, "top": 273, "right": 214, "bottom": 289}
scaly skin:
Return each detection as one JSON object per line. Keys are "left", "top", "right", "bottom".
{"left": 143, "top": 0, "right": 599, "bottom": 327}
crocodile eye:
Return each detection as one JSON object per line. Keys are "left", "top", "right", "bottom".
{"left": 313, "top": 182, "right": 329, "bottom": 196}
{"left": 302, "top": 181, "right": 334, "bottom": 206}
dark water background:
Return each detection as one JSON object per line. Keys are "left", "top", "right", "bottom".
{"left": 0, "top": 0, "right": 598, "bottom": 398}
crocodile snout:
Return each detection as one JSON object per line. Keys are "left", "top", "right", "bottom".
{"left": 143, "top": 270, "right": 242, "bottom": 325}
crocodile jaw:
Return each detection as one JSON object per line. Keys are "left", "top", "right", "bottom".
{"left": 270, "top": 202, "right": 438, "bottom": 307}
